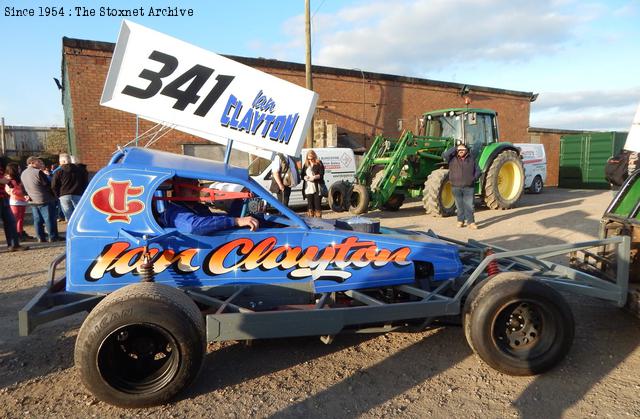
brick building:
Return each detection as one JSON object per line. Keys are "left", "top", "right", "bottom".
{"left": 61, "top": 37, "right": 535, "bottom": 173}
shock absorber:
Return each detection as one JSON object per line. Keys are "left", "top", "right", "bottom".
{"left": 139, "top": 241, "right": 155, "bottom": 282}
{"left": 485, "top": 248, "right": 500, "bottom": 277}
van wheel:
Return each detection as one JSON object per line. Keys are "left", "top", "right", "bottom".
{"left": 328, "top": 182, "right": 349, "bottom": 212}
{"left": 463, "top": 273, "right": 574, "bottom": 375}
{"left": 75, "top": 283, "right": 205, "bottom": 408}
{"left": 530, "top": 176, "right": 543, "bottom": 194}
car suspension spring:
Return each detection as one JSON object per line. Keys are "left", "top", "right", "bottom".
{"left": 139, "top": 250, "right": 155, "bottom": 282}
{"left": 485, "top": 248, "right": 500, "bottom": 277}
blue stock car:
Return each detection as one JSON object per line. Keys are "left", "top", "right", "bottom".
{"left": 19, "top": 147, "right": 631, "bottom": 408}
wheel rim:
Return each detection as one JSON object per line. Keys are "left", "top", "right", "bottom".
{"left": 441, "top": 181, "right": 455, "bottom": 209}
{"left": 497, "top": 161, "right": 522, "bottom": 200}
{"left": 533, "top": 178, "right": 542, "bottom": 193}
{"left": 98, "top": 323, "right": 181, "bottom": 394}
{"left": 492, "top": 300, "right": 556, "bottom": 359}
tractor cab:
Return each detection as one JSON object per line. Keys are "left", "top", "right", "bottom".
{"left": 421, "top": 108, "right": 499, "bottom": 157}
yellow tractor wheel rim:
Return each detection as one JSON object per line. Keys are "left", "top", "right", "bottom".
{"left": 497, "top": 161, "right": 522, "bottom": 200}
{"left": 442, "top": 181, "right": 455, "bottom": 209}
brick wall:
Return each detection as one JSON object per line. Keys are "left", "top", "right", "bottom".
{"left": 63, "top": 38, "right": 534, "bottom": 173}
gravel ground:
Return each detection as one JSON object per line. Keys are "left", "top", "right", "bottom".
{"left": 1, "top": 187, "right": 639, "bottom": 418}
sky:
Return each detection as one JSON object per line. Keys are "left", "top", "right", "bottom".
{"left": 1, "top": 0, "right": 639, "bottom": 131}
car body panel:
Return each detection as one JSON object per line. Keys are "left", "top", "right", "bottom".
{"left": 66, "top": 147, "right": 463, "bottom": 294}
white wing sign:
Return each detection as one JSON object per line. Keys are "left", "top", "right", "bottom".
{"left": 624, "top": 101, "right": 640, "bottom": 153}
{"left": 101, "top": 20, "right": 318, "bottom": 158}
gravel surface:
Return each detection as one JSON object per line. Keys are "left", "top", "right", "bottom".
{"left": 1, "top": 188, "right": 639, "bottom": 418}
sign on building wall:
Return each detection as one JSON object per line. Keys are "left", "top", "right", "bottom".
{"left": 101, "top": 20, "right": 318, "bottom": 159}
{"left": 624, "top": 102, "right": 640, "bottom": 153}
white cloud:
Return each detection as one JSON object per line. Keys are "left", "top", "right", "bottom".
{"left": 531, "top": 87, "right": 640, "bottom": 130}
{"left": 293, "top": 0, "right": 590, "bottom": 76}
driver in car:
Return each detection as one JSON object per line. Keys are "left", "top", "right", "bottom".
{"left": 159, "top": 178, "right": 259, "bottom": 234}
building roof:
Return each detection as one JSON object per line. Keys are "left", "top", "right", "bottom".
{"left": 62, "top": 37, "right": 534, "bottom": 99}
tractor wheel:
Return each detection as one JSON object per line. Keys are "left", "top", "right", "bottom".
{"left": 75, "top": 283, "right": 206, "bottom": 408}
{"left": 422, "top": 169, "right": 456, "bottom": 217}
{"left": 529, "top": 175, "right": 544, "bottom": 194}
{"left": 384, "top": 194, "right": 405, "bottom": 211}
{"left": 367, "top": 165, "right": 385, "bottom": 187}
{"left": 463, "top": 273, "right": 574, "bottom": 376}
{"left": 348, "top": 184, "right": 370, "bottom": 214}
{"left": 484, "top": 150, "right": 525, "bottom": 209}
{"left": 328, "top": 182, "right": 349, "bottom": 212}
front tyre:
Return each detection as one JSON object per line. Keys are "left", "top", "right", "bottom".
{"left": 484, "top": 150, "right": 524, "bottom": 209}
{"left": 348, "top": 184, "right": 370, "bottom": 214}
{"left": 463, "top": 274, "right": 574, "bottom": 375}
{"left": 75, "top": 283, "right": 206, "bottom": 408}
{"left": 423, "top": 169, "right": 456, "bottom": 217}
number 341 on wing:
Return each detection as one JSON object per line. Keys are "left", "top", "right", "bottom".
{"left": 101, "top": 20, "right": 318, "bottom": 157}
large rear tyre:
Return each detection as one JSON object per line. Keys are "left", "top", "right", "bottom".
{"left": 328, "top": 182, "right": 349, "bottom": 212}
{"left": 75, "top": 283, "right": 206, "bottom": 408}
{"left": 484, "top": 150, "right": 524, "bottom": 209}
{"left": 463, "top": 273, "right": 574, "bottom": 375}
{"left": 348, "top": 184, "right": 370, "bottom": 215}
{"left": 422, "top": 169, "right": 456, "bottom": 217}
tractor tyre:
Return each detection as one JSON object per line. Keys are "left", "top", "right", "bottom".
{"left": 463, "top": 273, "right": 574, "bottom": 376}
{"left": 328, "top": 182, "right": 349, "bottom": 212}
{"left": 75, "top": 283, "right": 206, "bottom": 408}
{"left": 422, "top": 169, "right": 456, "bottom": 217}
{"left": 370, "top": 170, "right": 385, "bottom": 192}
{"left": 384, "top": 193, "right": 405, "bottom": 211}
{"left": 367, "top": 165, "right": 385, "bottom": 187}
{"left": 348, "top": 184, "right": 370, "bottom": 215}
{"left": 484, "top": 150, "right": 525, "bottom": 209}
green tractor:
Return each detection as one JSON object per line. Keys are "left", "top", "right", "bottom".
{"left": 332, "top": 108, "right": 525, "bottom": 216}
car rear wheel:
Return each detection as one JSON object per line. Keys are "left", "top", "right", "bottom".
{"left": 463, "top": 273, "right": 574, "bottom": 375}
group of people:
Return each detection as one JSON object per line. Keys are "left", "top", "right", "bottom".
{"left": 0, "top": 153, "right": 88, "bottom": 251}
{"left": 270, "top": 150, "right": 326, "bottom": 218}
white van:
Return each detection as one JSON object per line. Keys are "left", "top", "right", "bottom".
{"left": 253, "top": 147, "right": 357, "bottom": 207}
{"left": 515, "top": 143, "right": 547, "bottom": 194}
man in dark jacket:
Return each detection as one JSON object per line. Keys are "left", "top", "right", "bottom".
{"left": 52, "top": 153, "right": 89, "bottom": 221}
{"left": 443, "top": 142, "right": 481, "bottom": 229}
{"left": 21, "top": 156, "right": 62, "bottom": 242}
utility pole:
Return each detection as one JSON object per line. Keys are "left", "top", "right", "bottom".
{"left": 0, "top": 117, "right": 5, "bottom": 156}
{"left": 305, "top": 0, "right": 314, "bottom": 148}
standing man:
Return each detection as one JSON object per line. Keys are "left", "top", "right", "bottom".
{"left": 269, "top": 153, "right": 300, "bottom": 206}
{"left": 52, "top": 153, "right": 89, "bottom": 221}
{"left": 21, "top": 156, "right": 62, "bottom": 243}
{"left": 443, "top": 141, "right": 481, "bottom": 229}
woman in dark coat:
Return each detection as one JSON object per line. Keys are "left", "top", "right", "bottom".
{"left": 301, "top": 150, "right": 325, "bottom": 218}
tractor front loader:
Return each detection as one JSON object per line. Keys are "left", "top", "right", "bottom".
{"left": 333, "top": 108, "right": 525, "bottom": 216}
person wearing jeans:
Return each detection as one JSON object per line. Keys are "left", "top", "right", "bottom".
{"left": 443, "top": 142, "right": 481, "bottom": 229}
{"left": 21, "top": 156, "right": 62, "bottom": 243}
{"left": 52, "top": 153, "right": 89, "bottom": 222}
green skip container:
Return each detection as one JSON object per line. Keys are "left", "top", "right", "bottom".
{"left": 559, "top": 131, "right": 628, "bottom": 189}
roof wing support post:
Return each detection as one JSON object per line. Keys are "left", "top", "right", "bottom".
{"left": 224, "top": 139, "right": 234, "bottom": 165}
